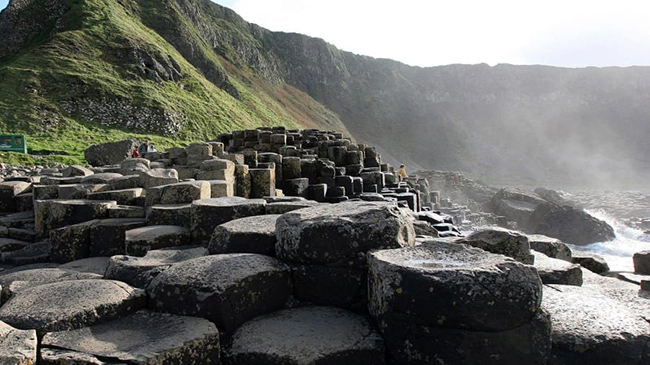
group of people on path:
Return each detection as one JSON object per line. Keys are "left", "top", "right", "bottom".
{"left": 132, "top": 139, "right": 157, "bottom": 158}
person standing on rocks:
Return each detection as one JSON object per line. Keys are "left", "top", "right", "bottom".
{"left": 138, "top": 139, "right": 149, "bottom": 157}
{"left": 397, "top": 164, "right": 408, "bottom": 182}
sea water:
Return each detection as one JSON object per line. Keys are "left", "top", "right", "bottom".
{"left": 567, "top": 209, "right": 650, "bottom": 272}
{"left": 562, "top": 190, "right": 650, "bottom": 272}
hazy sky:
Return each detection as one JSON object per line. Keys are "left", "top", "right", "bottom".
{"left": 2, "top": 0, "right": 649, "bottom": 67}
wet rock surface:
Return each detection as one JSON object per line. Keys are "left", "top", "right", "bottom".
{"left": 543, "top": 283, "right": 650, "bottom": 365}
{"left": 225, "top": 306, "right": 385, "bottom": 365}
{"left": 41, "top": 311, "right": 220, "bottom": 364}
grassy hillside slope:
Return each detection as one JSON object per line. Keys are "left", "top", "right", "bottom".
{"left": 0, "top": 0, "right": 348, "bottom": 163}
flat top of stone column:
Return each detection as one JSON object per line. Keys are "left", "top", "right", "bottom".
{"left": 192, "top": 197, "right": 266, "bottom": 207}
{"left": 148, "top": 254, "right": 288, "bottom": 292}
{"left": 41, "top": 311, "right": 218, "bottom": 363}
{"left": 110, "top": 246, "right": 207, "bottom": 268}
{"left": 227, "top": 306, "right": 384, "bottom": 364}
{"left": 370, "top": 240, "right": 518, "bottom": 270}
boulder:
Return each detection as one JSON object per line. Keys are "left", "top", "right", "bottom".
{"left": 276, "top": 201, "right": 415, "bottom": 266}
{"left": 35, "top": 199, "right": 116, "bottom": 237}
{"left": 148, "top": 254, "right": 291, "bottom": 333}
{"left": 543, "top": 283, "right": 650, "bottom": 364}
{"left": 105, "top": 246, "right": 208, "bottom": 288}
{"left": 572, "top": 252, "right": 610, "bottom": 274}
{"left": 0, "top": 181, "right": 31, "bottom": 212}
{"left": 225, "top": 306, "right": 385, "bottom": 365}
{"left": 84, "top": 139, "right": 139, "bottom": 166}
{"left": 125, "top": 225, "right": 191, "bottom": 256}
{"left": 527, "top": 203, "right": 615, "bottom": 245}
{"left": 456, "top": 227, "right": 534, "bottom": 264}
{"left": 633, "top": 250, "right": 650, "bottom": 274}
{"left": 0, "top": 320, "right": 37, "bottom": 365}
{"left": 191, "top": 197, "right": 266, "bottom": 245}
{"left": 527, "top": 234, "right": 572, "bottom": 261}
{"left": 146, "top": 181, "right": 210, "bottom": 206}
{"left": 0, "top": 268, "right": 101, "bottom": 300}
{"left": 368, "top": 241, "right": 542, "bottom": 332}
{"left": 40, "top": 311, "right": 220, "bottom": 364}
{"left": 146, "top": 203, "right": 192, "bottom": 227}
{"left": 209, "top": 214, "right": 279, "bottom": 256}
{"left": 0, "top": 279, "right": 146, "bottom": 335}
{"left": 489, "top": 188, "right": 546, "bottom": 228}
{"left": 531, "top": 251, "right": 583, "bottom": 286}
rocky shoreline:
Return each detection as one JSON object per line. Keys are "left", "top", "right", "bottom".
{"left": 0, "top": 127, "right": 649, "bottom": 364}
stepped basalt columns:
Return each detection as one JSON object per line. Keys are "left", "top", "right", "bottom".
{"left": 0, "top": 128, "right": 648, "bottom": 364}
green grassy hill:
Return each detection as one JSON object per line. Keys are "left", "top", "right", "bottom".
{"left": 0, "top": 0, "right": 348, "bottom": 164}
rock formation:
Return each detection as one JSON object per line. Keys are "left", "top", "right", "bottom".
{"left": 0, "top": 128, "right": 647, "bottom": 364}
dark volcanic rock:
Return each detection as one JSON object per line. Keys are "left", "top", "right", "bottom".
{"left": 125, "top": 225, "right": 190, "bottom": 256}
{"left": 368, "top": 240, "right": 548, "bottom": 364}
{"left": 40, "top": 311, "right": 220, "bottom": 364}
{"left": 105, "top": 246, "right": 207, "bottom": 288}
{"left": 543, "top": 283, "right": 650, "bottom": 365}
{"left": 225, "top": 306, "right": 385, "bottom": 365}
{"left": 208, "top": 214, "right": 279, "bottom": 256}
{"left": 572, "top": 252, "right": 610, "bottom": 274}
{"left": 191, "top": 197, "right": 266, "bottom": 245}
{"left": 84, "top": 139, "right": 139, "bottom": 166}
{"left": 0, "top": 268, "right": 101, "bottom": 300}
{"left": 527, "top": 203, "right": 615, "bottom": 245}
{"left": 0, "top": 320, "right": 37, "bottom": 365}
{"left": 0, "top": 279, "right": 146, "bottom": 335}
{"left": 531, "top": 251, "right": 583, "bottom": 286}
{"left": 368, "top": 241, "right": 542, "bottom": 332}
{"left": 633, "top": 250, "right": 650, "bottom": 274}
{"left": 147, "top": 254, "right": 291, "bottom": 333}
{"left": 291, "top": 265, "right": 367, "bottom": 311}
{"left": 379, "top": 310, "right": 551, "bottom": 365}
{"left": 275, "top": 201, "right": 415, "bottom": 265}
{"left": 457, "top": 227, "right": 534, "bottom": 264}
{"left": 489, "top": 188, "right": 546, "bottom": 227}
{"left": 526, "top": 234, "right": 572, "bottom": 261}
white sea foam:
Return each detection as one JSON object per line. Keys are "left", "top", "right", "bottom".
{"left": 567, "top": 209, "right": 650, "bottom": 272}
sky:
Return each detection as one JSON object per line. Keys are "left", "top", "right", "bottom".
{"left": 2, "top": 0, "right": 650, "bottom": 67}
